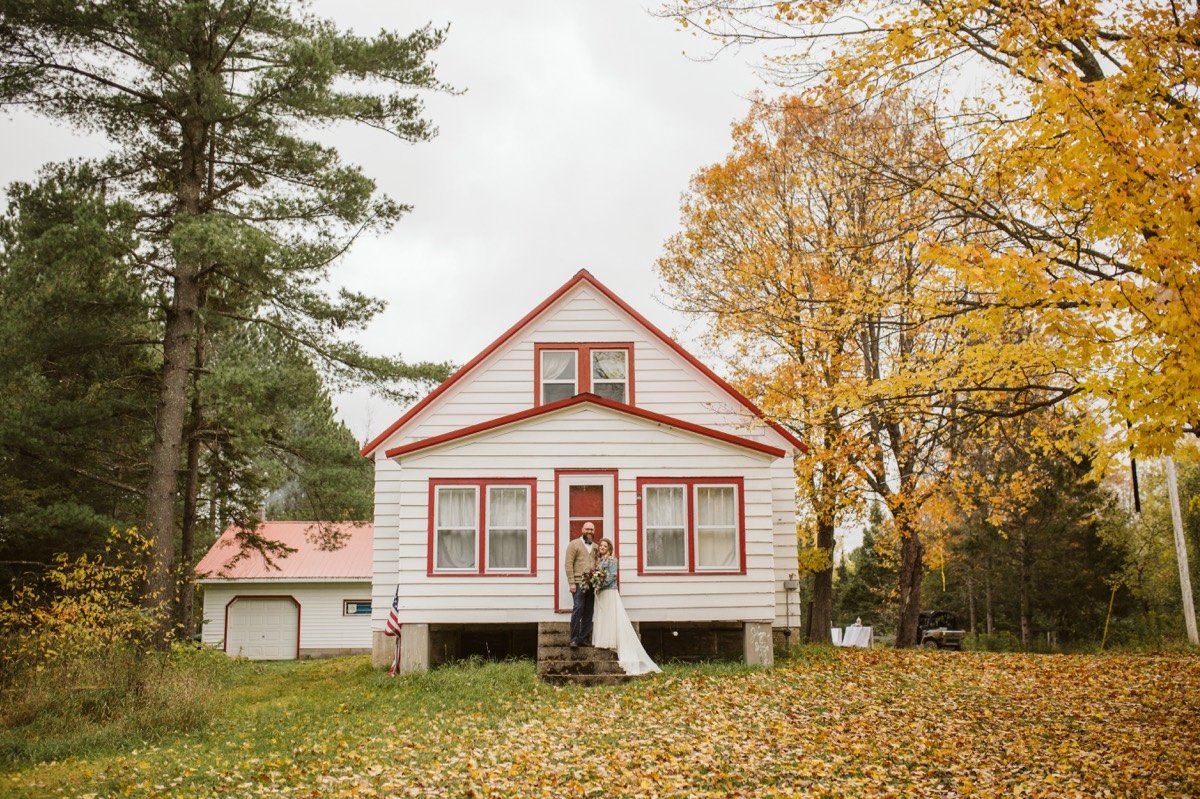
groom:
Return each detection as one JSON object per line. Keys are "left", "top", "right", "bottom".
{"left": 565, "top": 522, "right": 598, "bottom": 648}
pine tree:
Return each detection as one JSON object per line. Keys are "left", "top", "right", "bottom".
{"left": 1, "top": 2, "right": 449, "bottom": 635}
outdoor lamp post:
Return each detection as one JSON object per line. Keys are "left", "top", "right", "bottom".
{"left": 783, "top": 573, "right": 799, "bottom": 646}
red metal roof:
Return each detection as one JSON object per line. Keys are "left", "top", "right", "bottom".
{"left": 360, "top": 270, "right": 807, "bottom": 457}
{"left": 384, "top": 393, "right": 787, "bottom": 459}
{"left": 194, "top": 521, "right": 372, "bottom": 581}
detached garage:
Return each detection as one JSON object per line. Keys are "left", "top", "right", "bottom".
{"left": 195, "top": 521, "right": 373, "bottom": 659}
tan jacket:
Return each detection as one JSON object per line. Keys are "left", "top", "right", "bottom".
{"left": 565, "top": 537, "right": 596, "bottom": 587}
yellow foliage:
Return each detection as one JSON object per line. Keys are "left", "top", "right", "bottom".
{"left": 658, "top": 89, "right": 1004, "bottom": 640}
{"left": 0, "top": 527, "right": 164, "bottom": 681}
{"left": 796, "top": 544, "right": 833, "bottom": 575}
{"left": 668, "top": 0, "right": 1200, "bottom": 459}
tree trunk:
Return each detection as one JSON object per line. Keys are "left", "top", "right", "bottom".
{"left": 1019, "top": 529, "right": 1032, "bottom": 647}
{"left": 966, "top": 569, "right": 977, "bottom": 636}
{"left": 985, "top": 567, "right": 994, "bottom": 635}
{"left": 141, "top": 114, "right": 208, "bottom": 643}
{"left": 142, "top": 269, "right": 200, "bottom": 632}
{"left": 894, "top": 515, "right": 924, "bottom": 647}
{"left": 808, "top": 516, "right": 836, "bottom": 644}
{"left": 177, "top": 315, "right": 207, "bottom": 638}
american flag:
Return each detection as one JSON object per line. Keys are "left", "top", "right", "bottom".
{"left": 385, "top": 586, "right": 402, "bottom": 637}
{"left": 385, "top": 586, "right": 402, "bottom": 677}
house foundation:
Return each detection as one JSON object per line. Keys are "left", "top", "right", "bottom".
{"left": 743, "top": 621, "right": 774, "bottom": 666}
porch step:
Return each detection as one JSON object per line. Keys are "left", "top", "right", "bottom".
{"left": 536, "top": 622, "right": 639, "bottom": 686}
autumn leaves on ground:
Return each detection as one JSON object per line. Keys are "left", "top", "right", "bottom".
{"left": 4, "top": 650, "right": 1197, "bottom": 799}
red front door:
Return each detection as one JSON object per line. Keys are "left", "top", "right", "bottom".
{"left": 555, "top": 471, "right": 617, "bottom": 612}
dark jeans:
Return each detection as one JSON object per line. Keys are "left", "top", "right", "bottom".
{"left": 570, "top": 584, "right": 594, "bottom": 644}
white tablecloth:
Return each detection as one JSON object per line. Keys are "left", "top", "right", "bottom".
{"left": 835, "top": 625, "right": 873, "bottom": 647}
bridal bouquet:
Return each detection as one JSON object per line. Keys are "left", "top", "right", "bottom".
{"left": 581, "top": 564, "right": 606, "bottom": 593}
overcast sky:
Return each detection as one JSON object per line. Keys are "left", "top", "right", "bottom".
{"left": 312, "top": 2, "right": 767, "bottom": 443}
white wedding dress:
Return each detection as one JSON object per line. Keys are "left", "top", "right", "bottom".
{"left": 591, "top": 560, "right": 661, "bottom": 676}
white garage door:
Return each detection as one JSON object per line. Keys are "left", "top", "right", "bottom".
{"left": 226, "top": 597, "right": 299, "bottom": 660}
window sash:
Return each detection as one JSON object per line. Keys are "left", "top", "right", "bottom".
{"left": 695, "top": 485, "right": 738, "bottom": 571}
{"left": 486, "top": 486, "right": 530, "bottom": 572}
{"left": 434, "top": 486, "right": 478, "bottom": 572}
{"left": 644, "top": 485, "right": 687, "bottom": 570}
{"left": 591, "top": 349, "right": 627, "bottom": 403}
{"left": 541, "top": 350, "right": 577, "bottom": 404}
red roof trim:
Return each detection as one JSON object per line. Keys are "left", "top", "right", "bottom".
{"left": 384, "top": 393, "right": 787, "bottom": 459}
{"left": 580, "top": 272, "right": 806, "bottom": 453}
{"left": 360, "top": 271, "right": 597, "bottom": 457}
{"left": 361, "top": 269, "right": 806, "bottom": 457}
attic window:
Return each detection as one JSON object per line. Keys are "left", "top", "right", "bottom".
{"left": 535, "top": 343, "right": 634, "bottom": 406}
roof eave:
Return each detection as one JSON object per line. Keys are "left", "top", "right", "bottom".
{"left": 384, "top": 393, "right": 788, "bottom": 460}
{"left": 196, "top": 576, "right": 372, "bottom": 584}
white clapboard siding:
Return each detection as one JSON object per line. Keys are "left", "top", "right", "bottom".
{"left": 372, "top": 283, "right": 791, "bottom": 454}
{"left": 770, "top": 457, "right": 801, "bottom": 627}
{"left": 371, "top": 457, "right": 403, "bottom": 630}
{"left": 375, "top": 404, "right": 781, "bottom": 627}
{"left": 200, "top": 581, "right": 372, "bottom": 656}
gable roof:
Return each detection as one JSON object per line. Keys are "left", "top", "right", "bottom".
{"left": 384, "top": 392, "right": 787, "bottom": 459}
{"left": 361, "top": 269, "right": 805, "bottom": 457}
{"left": 194, "top": 521, "right": 372, "bottom": 582}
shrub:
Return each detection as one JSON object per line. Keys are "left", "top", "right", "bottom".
{"left": 1101, "top": 611, "right": 1192, "bottom": 652}
{"left": 0, "top": 529, "right": 228, "bottom": 765}
{"left": 965, "top": 631, "right": 1023, "bottom": 652}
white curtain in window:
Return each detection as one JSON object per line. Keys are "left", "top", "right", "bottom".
{"left": 488, "top": 487, "right": 528, "bottom": 570}
{"left": 543, "top": 351, "right": 576, "bottom": 380}
{"left": 645, "top": 485, "right": 686, "bottom": 568}
{"left": 436, "top": 487, "right": 476, "bottom": 569}
{"left": 696, "top": 486, "right": 737, "bottom": 569}
{"left": 542, "top": 351, "right": 577, "bottom": 403}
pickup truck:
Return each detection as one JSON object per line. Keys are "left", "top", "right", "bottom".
{"left": 917, "top": 610, "right": 966, "bottom": 650}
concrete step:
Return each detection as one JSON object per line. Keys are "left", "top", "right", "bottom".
{"left": 537, "top": 657, "right": 628, "bottom": 676}
{"left": 538, "top": 629, "right": 574, "bottom": 646}
{"left": 536, "top": 622, "right": 636, "bottom": 685}
{"left": 537, "top": 643, "right": 619, "bottom": 661}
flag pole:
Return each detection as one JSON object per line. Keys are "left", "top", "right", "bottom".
{"left": 385, "top": 585, "right": 403, "bottom": 676}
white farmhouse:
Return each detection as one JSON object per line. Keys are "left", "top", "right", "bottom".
{"left": 363, "top": 271, "right": 802, "bottom": 672}
{"left": 196, "top": 521, "right": 373, "bottom": 659}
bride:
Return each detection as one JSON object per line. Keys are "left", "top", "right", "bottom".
{"left": 591, "top": 538, "right": 661, "bottom": 676}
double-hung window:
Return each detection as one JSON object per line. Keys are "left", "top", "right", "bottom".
{"left": 535, "top": 343, "right": 633, "bottom": 405}
{"left": 638, "top": 478, "right": 744, "bottom": 574}
{"left": 430, "top": 479, "right": 536, "bottom": 576}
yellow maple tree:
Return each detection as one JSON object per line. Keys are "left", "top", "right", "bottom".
{"left": 667, "top": 0, "right": 1200, "bottom": 459}
{"left": 659, "top": 91, "right": 980, "bottom": 646}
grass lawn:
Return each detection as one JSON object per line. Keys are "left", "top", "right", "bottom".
{"left": 2, "top": 648, "right": 1197, "bottom": 798}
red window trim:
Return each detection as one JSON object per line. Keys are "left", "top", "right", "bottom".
{"left": 635, "top": 477, "right": 746, "bottom": 576}
{"left": 533, "top": 342, "right": 635, "bottom": 406}
{"left": 552, "top": 468, "right": 620, "bottom": 613}
{"left": 427, "top": 478, "right": 538, "bottom": 577}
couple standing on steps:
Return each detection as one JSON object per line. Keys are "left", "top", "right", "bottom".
{"left": 565, "top": 522, "right": 661, "bottom": 676}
